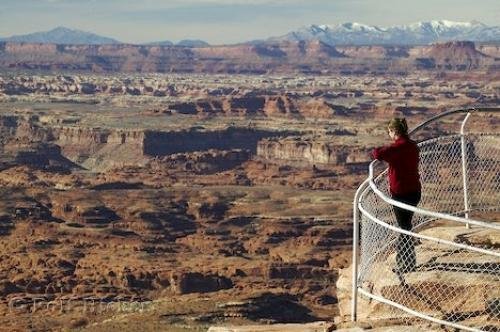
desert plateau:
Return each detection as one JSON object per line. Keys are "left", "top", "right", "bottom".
{"left": 0, "top": 13, "right": 498, "bottom": 331}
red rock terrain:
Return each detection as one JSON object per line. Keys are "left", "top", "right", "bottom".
{"left": 0, "top": 69, "right": 496, "bottom": 331}
{"left": 0, "top": 40, "right": 497, "bottom": 74}
{"left": 0, "top": 107, "right": 361, "bottom": 330}
{"left": 412, "top": 41, "right": 494, "bottom": 70}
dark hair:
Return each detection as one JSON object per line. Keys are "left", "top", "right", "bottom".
{"left": 388, "top": 118, "right": 408, "bottom": 136}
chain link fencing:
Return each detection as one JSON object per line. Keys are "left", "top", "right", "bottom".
{"left": 353, "top": 108, "right": 500, "bottom": 331}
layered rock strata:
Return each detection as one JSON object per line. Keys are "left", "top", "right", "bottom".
{"left": 0, "top": 41, "right": 496, "bottom": 74}
{"left": 257, "top": 137, "right": 371, "bottom": 168}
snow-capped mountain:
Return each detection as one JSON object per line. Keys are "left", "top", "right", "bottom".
{"left": 1, "top": 21, "right": 497, "bottom": 47}
{"left": 271, "top": 20, "right": 500, "bottom": 45}
{"left": 0, "top": 27, "right": 120, "bottom": 45}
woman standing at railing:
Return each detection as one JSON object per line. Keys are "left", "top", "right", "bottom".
{"left": 372, "top": 118, "right": 422, "bottom": 274}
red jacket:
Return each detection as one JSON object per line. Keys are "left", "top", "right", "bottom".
{"left": 372, "top": 135, "right": 421, "bottom": 196}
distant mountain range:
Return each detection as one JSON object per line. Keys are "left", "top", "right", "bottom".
{"left": 0, "top": 27, "right": 121, "bottom": 45}
{"left": 146, "top": 39, "right": 210, "bottom": 47}
{"left": 0, "top": 21, "right": 499, "bottom": 46}
{"left": 271, "top": 20, "right": 500, "bottom": 45}
{"left": 0, "top": 27, "right": 210, "bottom": 47}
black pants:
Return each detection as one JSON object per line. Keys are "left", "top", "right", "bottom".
{"left": 392, "top": 191, "right": 421, "bottom": 273}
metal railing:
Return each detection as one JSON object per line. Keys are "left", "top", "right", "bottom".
{"left": 352, "top": 108, "right": 500, "bottom": 331}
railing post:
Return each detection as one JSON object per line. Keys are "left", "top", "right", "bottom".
{"left": 351, "top": 191, "right": 360, "bottom": 321}
{"left": 460, "top": 113, "right": 471, "bottom": 228}
{"left": 351, "top": 179, "right": 370, "bottom": 322}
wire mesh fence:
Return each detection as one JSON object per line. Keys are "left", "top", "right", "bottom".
{"left": 353, "top": 109, "right": 500, "bottom": 331}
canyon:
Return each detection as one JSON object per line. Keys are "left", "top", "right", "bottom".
{"left": 0, "top": 65, "right": 497, "bottom": 331}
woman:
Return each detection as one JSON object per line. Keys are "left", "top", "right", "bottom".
{"left": 373, "top": 118, "right": 421, "bottom": 274}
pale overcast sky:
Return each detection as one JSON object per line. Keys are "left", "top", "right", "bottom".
{"left": 0, "top": 0, "right": 498, "bottom": 44}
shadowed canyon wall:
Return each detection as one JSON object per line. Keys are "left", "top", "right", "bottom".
{"left": 0, "top": 115, "right": 295, "bottom": 170}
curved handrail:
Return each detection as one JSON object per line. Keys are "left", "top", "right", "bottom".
{"left": 408, "top": 107, "right": 499, "bottom": 135}
{"left": 358, "top": 203, "right": 500, "bottom": 258}
{"left": 367, "top": 159, "right": 500, "bottom": 231}
{"left": 367, "top": 107, "right": 500, "bottom": 230}
{"left": 357, "top": 288, "right": 484, "bottom": 332}
{"left": 352, "top": 107, "right": 500, "bottom": 327}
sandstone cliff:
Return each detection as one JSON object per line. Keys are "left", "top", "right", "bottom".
{"left": 0, "top": 115, "right": 293, "bottom": 171}
{"left": 1, "top": 41, "right": 495, "bottom": 74}
{"left": 410, "top": 41, "right": 493, "bottom": 70}
{"left": 257, "top": 137, "right": 371, "bottom": 168}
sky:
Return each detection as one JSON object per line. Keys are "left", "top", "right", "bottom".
{"left": 0, "top": 0, "right": 499, "bottom": 45}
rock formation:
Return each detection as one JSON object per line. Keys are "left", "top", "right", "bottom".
{"left": 1, "top": 40, "right": 497, "bottom": 74}
{"left": 0, "top": 67, "right": 496, "bottom": 331}
{"left": 257, "top": 137, "right": 371, "bottom": 168}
